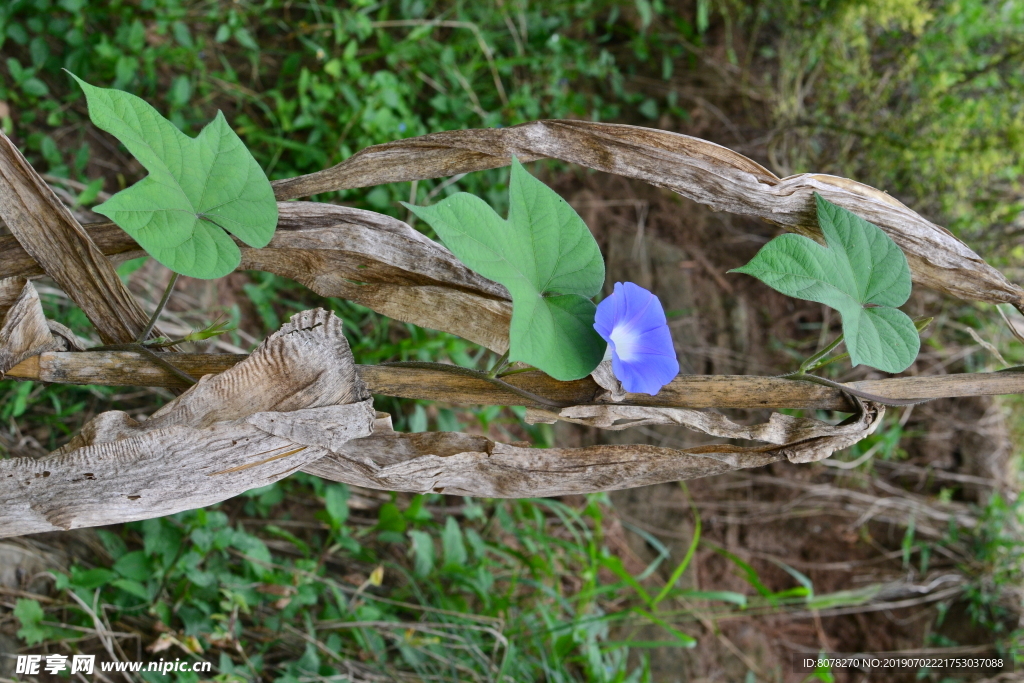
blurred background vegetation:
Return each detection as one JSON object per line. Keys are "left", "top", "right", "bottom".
{"left": 1, "top": 0, "right": 1023, "bottom": 681}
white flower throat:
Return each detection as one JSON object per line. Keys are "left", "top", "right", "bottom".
{"left": 609, "top": 324, "right": 641, "bottom": 362}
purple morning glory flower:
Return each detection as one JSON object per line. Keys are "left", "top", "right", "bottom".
{"left": 593, "top": 282, "right": 679, "bottom": 395}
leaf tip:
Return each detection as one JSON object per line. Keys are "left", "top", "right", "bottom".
{"left": 64, "top": 69, "right": 87, "bottom": 89}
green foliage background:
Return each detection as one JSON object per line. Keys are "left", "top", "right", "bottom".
{"left": 2, "top": 0, "right": 1024, "bottom": 680}
{"left": 750, "top": 0, "right": 1024, "bottom": 238}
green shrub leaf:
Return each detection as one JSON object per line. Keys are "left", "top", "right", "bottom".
{"left": 404, "top": 158, "right": 606, "bottom": 380}
{"left": 731, "top": 193, "right": 919, "bottom": 373}
{"left": 408, "top": 530, "right": 435, "bottom": 578}
{"left": 70, "top": 73, "right": 277, "bottom": 279}
{"left": 14, "top": 599, "right": 47, "bottom": 645}
{"left": 441, "top": 516, "right": 468, "bottom": 570}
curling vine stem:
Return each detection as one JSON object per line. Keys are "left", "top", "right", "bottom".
{"left": 782, "top": 371, "right": 927, "bottom": 407}
{"left": 799, "top": 333, "right": 845, "bottom": 373}
{"left": 86, "top": 342, "right": 198, "bottom": 386}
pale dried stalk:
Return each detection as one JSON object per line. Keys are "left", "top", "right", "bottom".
{"left": 0, "top": 310, "right": 375, "bottom": 538}
{"left": 0, "top": 130, "right": 159, "bottom": 343}
{"left": 1, "top": 308, "right": 887, "bottom": 535}
{"left": 10, "top": 350, "right": 1024, "bottom": 411}
{"left": 271, "top": 120, "right": 1024, "bottom": 311}
{"left": 303, "top": 404, "right": 882, "bottom": 497}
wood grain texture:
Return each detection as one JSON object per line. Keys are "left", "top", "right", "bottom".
{"left": 304, "top": 436, "right": 787, "bottom": 498}
{"left": 0, "top": 203, "right": 513, "bottom": 352}
{"left": 9, "top": 351, "right": 1024, "bottom": 410}
{"left": 0, "top": 131, "right": 156, "bottom": 343}
{"left": 0, "top": 310, "right": 375, "bottom": 538}
{"left": 301, "top": 403, "right": 881, "bottom": 496}
{"left": 269, "top": 120, "right": 1024, "bottom": 310}
{"left": 0, "top": 278, "right": 78, "bottom": 377}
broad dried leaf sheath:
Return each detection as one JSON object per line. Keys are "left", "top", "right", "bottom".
{"left": 272, "top": 120, "right": 1024, "bottom": 311}
{"left": 0, "top": 131, "right": 158, "bottom": 343}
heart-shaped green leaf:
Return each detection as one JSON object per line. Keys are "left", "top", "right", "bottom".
{"left": 71, "top": 73, "right": 277, "bottom": 279}
{"left": 731, "top": 193, "right": 919, "bottom": 373}
{"left": 404, "top": 158, "right": 606, "bottom": 380}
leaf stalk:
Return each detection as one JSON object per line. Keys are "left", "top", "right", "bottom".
{"left": 137, "top": 272, "right": 179, "bottom": 343}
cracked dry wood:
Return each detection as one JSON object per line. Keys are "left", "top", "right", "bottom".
{"left": 0, "top": 310, "right": 375, "bottom": 538}
{"left": 0, "top": 203, "right": 513, "bottom": 352}
{"left": 302, "top": 400, "right": 882, "bottom": 495}
{"left": 270, "top": 120, "right": 1024, "bottom": 311}
{"left": 10, "top": 351, "right": 1024, "bottom": 411}
{"left": 0, "top": 130, "right": 159, "bottom": 344}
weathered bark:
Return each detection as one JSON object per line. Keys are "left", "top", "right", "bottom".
{"left": 1, "top": 277, "right": 83, "bottom": 378}
{"left": 270, "top": 120, "right": 1024, "bottom": 311}
{"left": 9, "top": 350, "right": 1024, "bottom": 411}
{"left": 0, "top": 131, "right": 158, "bottom": 343}
{"left": 304, "top": 401, "right": 881, "bottom": 496}
{"left": 0, "top": 203, "right": 513, "bottom": 352}
{"left": 0, "top": 310, "right": 375, "bottom": 537}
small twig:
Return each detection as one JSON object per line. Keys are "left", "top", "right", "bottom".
{"left": 41, "top": 173, "right": 113, "bottom": 202}
{"left": 820, "top": 441, "right": 882, "bottom": 469}
{"left": 63, "top": 587, "right": 134, "bottom": 683}
{"left": 424, "top": 172, "right": 468, "bottom": 201}
{"left": 963, "top": 325, "right": 1008, "bottom": 366}
{"left": 208, "top": 445, "right": 309, "bottom": 476}
{"left": 405, "top": 179, "right": 418, "bottom": 225}
{"left": 997, "top": 304, "right": 1024, "bottom": 345}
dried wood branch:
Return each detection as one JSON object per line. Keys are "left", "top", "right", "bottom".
{"left": 0, "top": 203, "right": 513, "bottom": 352}
{"left": 0, "top": 278, "right": 54, "bottom": 375}
{"left": 0, "top": 308, "right": 889, "bottom": 533}
{"left": 270, "top": 120, "right": 1024, "bottom": 311}
{"left": 1, "top": 277, "right": 83, "bottom": 377}
{"left": 0, "top": 131, "right": 158, "bottom": 343}
{"left": 9, "top": 350, "right": 1024, "bottom": 411}
{"left": 0, "top": 310, "right": 375, "bottom": 538}
{"left": 303, "top": 403, "right": 880, "bottom": 496}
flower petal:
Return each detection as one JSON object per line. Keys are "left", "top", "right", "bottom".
{"left": 593, "top": 281, "right": 679, "bottom": 395}
{"left": 593, "top": 281, "right": 624, "bottom": 340}
{"left": 612, "top": 349, "right": 680, "bottom": 395}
